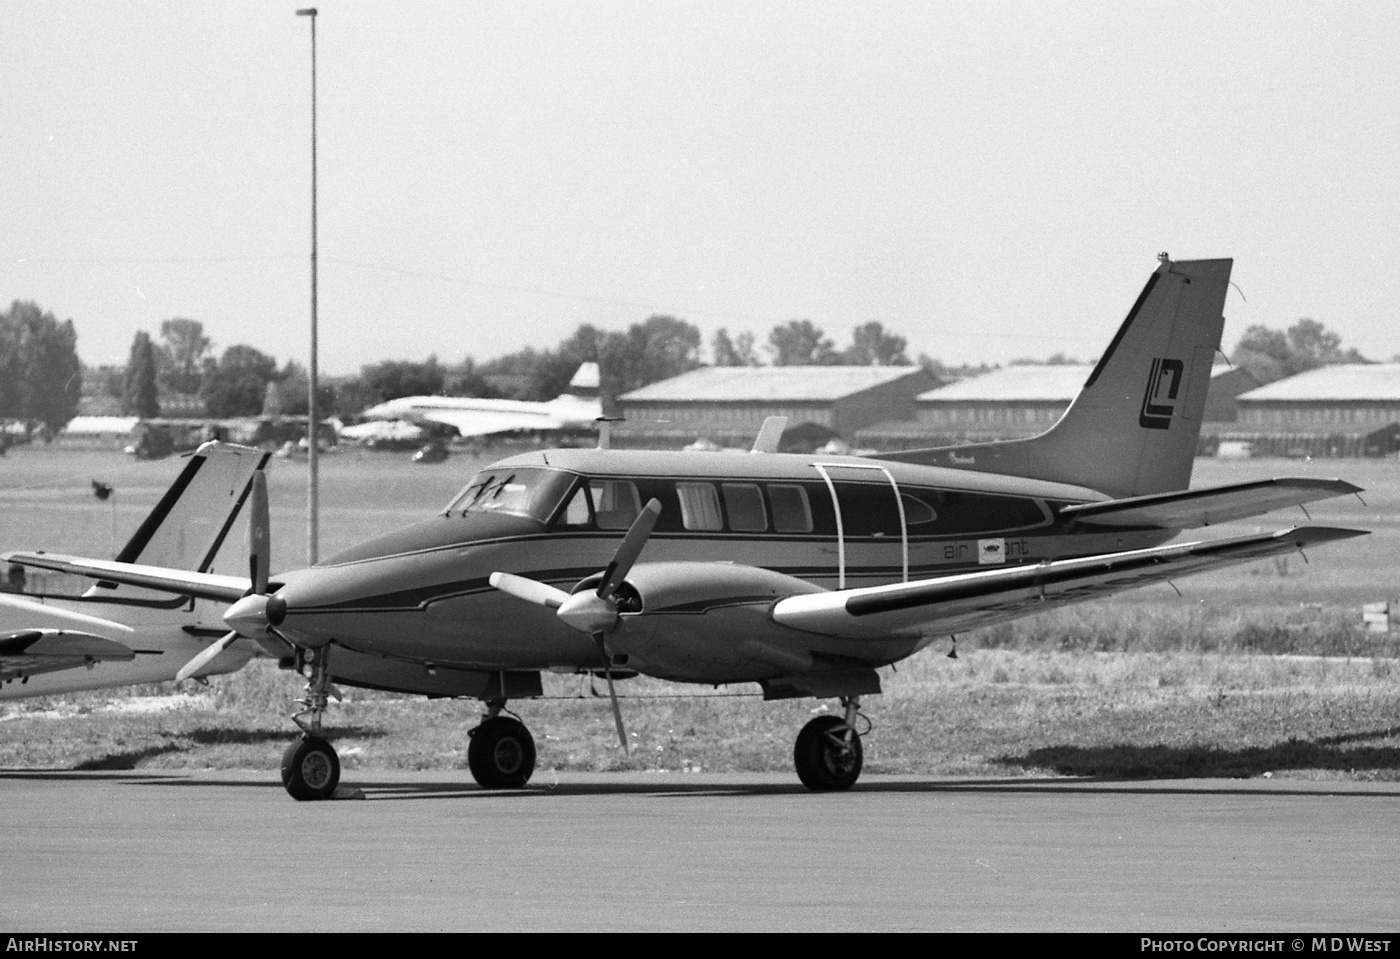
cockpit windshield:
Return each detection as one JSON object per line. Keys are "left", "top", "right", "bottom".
{"left": 442, "top": 467, "right": 576, "bottom": 523}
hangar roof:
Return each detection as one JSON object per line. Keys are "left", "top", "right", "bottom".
{"left": 917, "top": 365, "right": 1095, "bottom": 402}
{"left": 1237, "top": 364, "right": 1400, "bottom": 402}
{"left": 620, "top": 365, "right": 926, "bottom": 403}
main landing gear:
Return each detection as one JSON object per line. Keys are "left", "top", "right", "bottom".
{"left": 793, "top": 696, "right": 866, "bottom": 791}
{"left": 282, "top": 646, "right": 343, "bottom": 801}
{"left": 467, "top": 699, "right": 537, "bottom": 789}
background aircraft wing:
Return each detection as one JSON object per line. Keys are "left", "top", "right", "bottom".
{"left": 1056, "top": 478, "right": 1362, "bottom": 530}
{"left": 1, "top": 552, "right": 251, "bottom": 604}
{"left": 0, "top": 629, "right": 137, "bottom": 683}
{"left": 770, "top": 526, "right": 1366, "bottom": 639}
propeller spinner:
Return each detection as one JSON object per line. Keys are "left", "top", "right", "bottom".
{"left": 490, "top": 498, "right": 662, "bottom": 752}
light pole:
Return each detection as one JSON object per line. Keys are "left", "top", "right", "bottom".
{"left": 296, "top": 7, "right": 319, "bottom": 565}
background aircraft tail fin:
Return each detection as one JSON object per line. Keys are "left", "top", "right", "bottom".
{"left": 881, "top": 256, "right": 1232, "bottom": 498}
{"left": 92, "top": 442, "right": 270, "bottom": 601}
{"left": 567, "top": 362, "right": 601, "bottom": 396}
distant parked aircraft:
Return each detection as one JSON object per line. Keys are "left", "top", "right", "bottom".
{"left": 351, "top": 363, "right": 603, "bottom": 441}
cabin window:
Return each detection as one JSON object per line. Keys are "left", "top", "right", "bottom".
{"left": 899, "top": 492, "right": 938, "bottom": 526}
{"left": 590, "top": 479, "right": 642, "bottom": 529}
{"left": 903, "top": 488, "right": 1047, "bottom": 534}
{"left": 559, "top": 485, "right": 592, "bottom": 527}
{"left": 834, "top": 482, "right": 902, "bottom": 537}
{"left": 722, "top": 483, "right": 767, "bottom": 532}
{"left": 445, "top": 467, "right": 574, "bottom": 523}
{"left": 676, "top": 482, "right": 723, "bottom": 531}
{"left": 767, "top": 484, "right": 813, "bottom": 533}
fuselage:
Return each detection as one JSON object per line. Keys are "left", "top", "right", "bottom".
{"left": 267, "top": 448, "right": 1177, "bottom": 688}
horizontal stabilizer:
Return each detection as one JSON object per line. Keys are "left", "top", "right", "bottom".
{"left": 1058, "top": 478, "right": 1363, "bottom": 529}
{"left": 771, "top": 526, "right": 1367, "bottom": 639}
{"left": 1, "top": 552, "right": 253, "bottom": 604}
{"left": 1, "top": 629, "right": 136, "bottom": 683}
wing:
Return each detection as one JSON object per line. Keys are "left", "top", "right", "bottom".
{"left": 771, "top": 526, "right": 1366, "bottom": 639}
{"left": 0, "top": 629, "right": 136, "bottom": 683}
{"left": 1, "top": 552, "right": 251, "bottom": 603}
{"left": 1058, "top": 478, "right": 1361, "bottom": 529}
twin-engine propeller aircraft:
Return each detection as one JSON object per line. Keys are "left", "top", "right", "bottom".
{"left": 5, "top": 256, "right": 1367, "bottom": 799}
{"left": 1, "top": 443, "right": 267, "bottom": 699}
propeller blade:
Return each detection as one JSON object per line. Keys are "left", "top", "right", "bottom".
{"left": 246, "top": 470, "right": 270, "bottom": 596}
{"left": 176, "top": 630, "right": 239, "bottom": 683}
{"left": 592, "top": 632, "right": 628, "bottom": 754}
{"left": 488, "top": 572, "right": 571, "bottom": 609}
{"left": 597, "top": 498, "right": 661, "bottom": 600}
{"left": 0, "top": 594, "right": 134, "bottom": 634}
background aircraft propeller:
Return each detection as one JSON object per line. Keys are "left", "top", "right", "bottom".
{"left": 490, "top": 498, "right": 662, "bottom": 753}
{"left": 178, "top": 469, "right": 273, "bottom": 683}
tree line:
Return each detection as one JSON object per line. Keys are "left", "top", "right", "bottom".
{"left": 0, "top": 301, "right": 82, "bottom": 436}
{"left": 98, "top": 315, "right": 920, "bottom": 421}
{"left": 0, "top": 295, "right": 1382, "bottom": 436}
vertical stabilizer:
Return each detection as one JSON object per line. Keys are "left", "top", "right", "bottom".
{"left": 880, "top": 256, "right": 1232, "bottom": 497}
{"left": 92, "top": 442, "right": 270, "bottom": 600}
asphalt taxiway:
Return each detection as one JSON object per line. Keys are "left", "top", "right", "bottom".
{"left": 2, "top": 770, "right": 1396, "bottom": 932}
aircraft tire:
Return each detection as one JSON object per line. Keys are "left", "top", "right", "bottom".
{"left": 467, "top": 717, "right": 536, "bottom": 789}
{"left": 794, "top": 715, "right": 863, "bottom": 791}
{"left": 281, "top": 734, "right": 341, "bottom": 801}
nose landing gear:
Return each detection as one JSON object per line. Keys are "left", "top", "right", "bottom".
{"left": 793, "top": 696, "right": 865, "bottom": 791}
{"left": 281, "top": 646, "right": 345, "bottom": 801}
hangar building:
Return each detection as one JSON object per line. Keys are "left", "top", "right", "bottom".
{"left": 1228, "top": 363, "right": 1400, "bottom": 456}
{"left": 616, "top": 365, "right": 937, "bottom": 448}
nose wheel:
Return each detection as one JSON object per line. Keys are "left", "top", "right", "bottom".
{"left": 467, "top": 710, "right": 537, "bottom": 789}
{"left": 282, "top": 734, "right": 341, "bottom": 801}
{"left": 794, "top": 698, "right": 865, "bottom": 791}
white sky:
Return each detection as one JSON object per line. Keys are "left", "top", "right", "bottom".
{"left": 3, "top": 0, "right": 1397, "bottom": 375}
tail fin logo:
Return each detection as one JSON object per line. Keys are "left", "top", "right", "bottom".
{"left": 1139, "top": 357, "right": 1184, "bottom": 430}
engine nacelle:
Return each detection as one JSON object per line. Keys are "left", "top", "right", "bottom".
{"left": 603, "top": 562, "right": 826, "bottom": 683}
